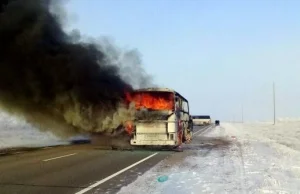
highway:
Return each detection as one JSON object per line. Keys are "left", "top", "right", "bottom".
{"left": 0, "top": 126, "right": 210, "bottom": 194}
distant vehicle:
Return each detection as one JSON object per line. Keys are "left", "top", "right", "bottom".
{"left": 215, "top": 120, "right": 220, "bottom": 126}
{"left": 125, "top": 87, "right": 193, "bottom": 148}
{"left": 69, "top": 135, "right": 91, "bottom": 144}
{"left": 192, "top": 115, "right": 211, "bottom": 126}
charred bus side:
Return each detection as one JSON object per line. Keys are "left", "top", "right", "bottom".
{"left": 125, "top": 88, "right": 192, "bottom": 147}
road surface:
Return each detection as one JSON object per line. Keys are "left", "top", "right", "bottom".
{"left": 0, "top": 125, "right": 210, "bottom": 194}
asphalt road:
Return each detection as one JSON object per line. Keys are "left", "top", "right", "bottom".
{"left": 0, "top": 126, "right": 209, "bottom": 194}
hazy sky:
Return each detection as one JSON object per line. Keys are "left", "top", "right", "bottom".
{"left": 66, "top": 0, "right": 300, "bottom": 121}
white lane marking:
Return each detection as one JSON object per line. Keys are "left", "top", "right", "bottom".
{"left": 75, "top": 152, "right": 158, "bottom": 194}
{"left": 196, "top": 129, "right": 208, "bottom": 136}
{"left": 192, "top": 128, "right": 204, "bottom": 136}
{"left": 43, "top": 153, "right": 77, "bottom": 162}
{"left": 13, "top": 152, "right": 24, "bottom": 154}
{"left": 42, "top": 147, "right": 53, "bottom": 149}
{"left": 193, "top": 126, "right": 211, "bottom": 136}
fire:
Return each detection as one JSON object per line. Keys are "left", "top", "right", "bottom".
{"left": 125, "top": 91, "right": 174, "bottom": 110}
{"left": 123, "top": 91, "right": 174, "bottom": 135}
{"left": 124, "top": 121, "right": 134, "bottom": 134}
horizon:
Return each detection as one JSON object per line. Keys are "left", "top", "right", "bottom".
{"left": 65, "top": 0, "right": 300, "bottom": 121}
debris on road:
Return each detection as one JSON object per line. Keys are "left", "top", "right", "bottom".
{"left": 157, "top": 175, "right": 169, "bottom": 182}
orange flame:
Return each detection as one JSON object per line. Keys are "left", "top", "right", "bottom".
{"left": 125, "top": 91, "right": 174, "bottom": 110}
{"left": 124, "top": 121, "right": 133, "bottom": 135}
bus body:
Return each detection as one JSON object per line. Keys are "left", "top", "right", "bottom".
{"left": 192, "top": 115, "right": 211, "bottom": 126}
{"left": 126, "top": 88, "right": 192, "bottom": 147}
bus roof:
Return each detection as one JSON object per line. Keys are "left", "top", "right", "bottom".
{"left": 134, "top": 87, "right": 175, "bottom": 93}
{"left": 192, "top": 115, "right": 211, "bottom": 119}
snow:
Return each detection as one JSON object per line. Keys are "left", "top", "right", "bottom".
{"left": 0, "top": 112, "right": 69, "bottom": 149}
{"left": 117, "top": 122, "right": 300, "bottom": 194}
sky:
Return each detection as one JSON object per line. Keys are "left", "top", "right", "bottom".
{"left": 65, "top": 0, "right": 300, "bottom": 122}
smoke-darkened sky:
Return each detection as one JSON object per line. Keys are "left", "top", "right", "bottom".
{"left": 66, "top": 0, "right": 300, "bottom": 121}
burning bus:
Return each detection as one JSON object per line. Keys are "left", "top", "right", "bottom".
{"left": 125, "top": 88, "right": 193, "bottom": 147}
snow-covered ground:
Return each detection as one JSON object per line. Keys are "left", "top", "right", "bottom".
{"left": 0, "top": 112, "right": 69, "bottom": 149}
{"left": 118, "top": 122, "right": 300, "bottom": 194}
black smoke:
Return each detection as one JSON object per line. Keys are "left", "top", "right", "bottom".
{"left": 0, "top": 0, "right": 147, "bottom": 137}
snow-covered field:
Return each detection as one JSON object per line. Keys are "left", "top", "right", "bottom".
{"left": 0, "top": 112, "right": 69, "bottom": 149}
{"left": 117, "top": 122, "right": 300, "bottom": 194}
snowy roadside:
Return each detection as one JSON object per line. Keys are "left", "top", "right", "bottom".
{"left": 230, "top": 121, "right": 300, "bottom": 157}
{"left": 0, "top": 112, "right": 69, "bottom": 150}
{"left": 117, "top": 123, "right": 300, "bottom": 194}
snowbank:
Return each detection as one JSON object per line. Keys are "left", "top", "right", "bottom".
{"left": 277, "top": 117, "right": 300, "bottom": 122}
{"left": 226, "top": 122, "right": 300, "bottom": 156}
{"left": 0, "top": 112, "right": 69, "bottom": 149}
{"left": 117, "top": 123, "right": 300, "bottom": 194}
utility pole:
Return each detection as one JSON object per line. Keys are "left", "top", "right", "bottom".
{"left": 273, "top": 82, "right": 276, "bottom": 125}
{"left": 242, "top": 105, "right": 244, "bottom": 123}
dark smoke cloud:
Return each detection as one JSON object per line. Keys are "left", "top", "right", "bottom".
{"left": 0, "top": 0, "right": 151, "bottom": 137}
{"left": 97, "top": 37, "right": 155, "bottom": 89}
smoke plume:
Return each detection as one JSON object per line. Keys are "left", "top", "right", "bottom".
{"left": 0, "top": 0, "right": 151, "bottom": 137}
